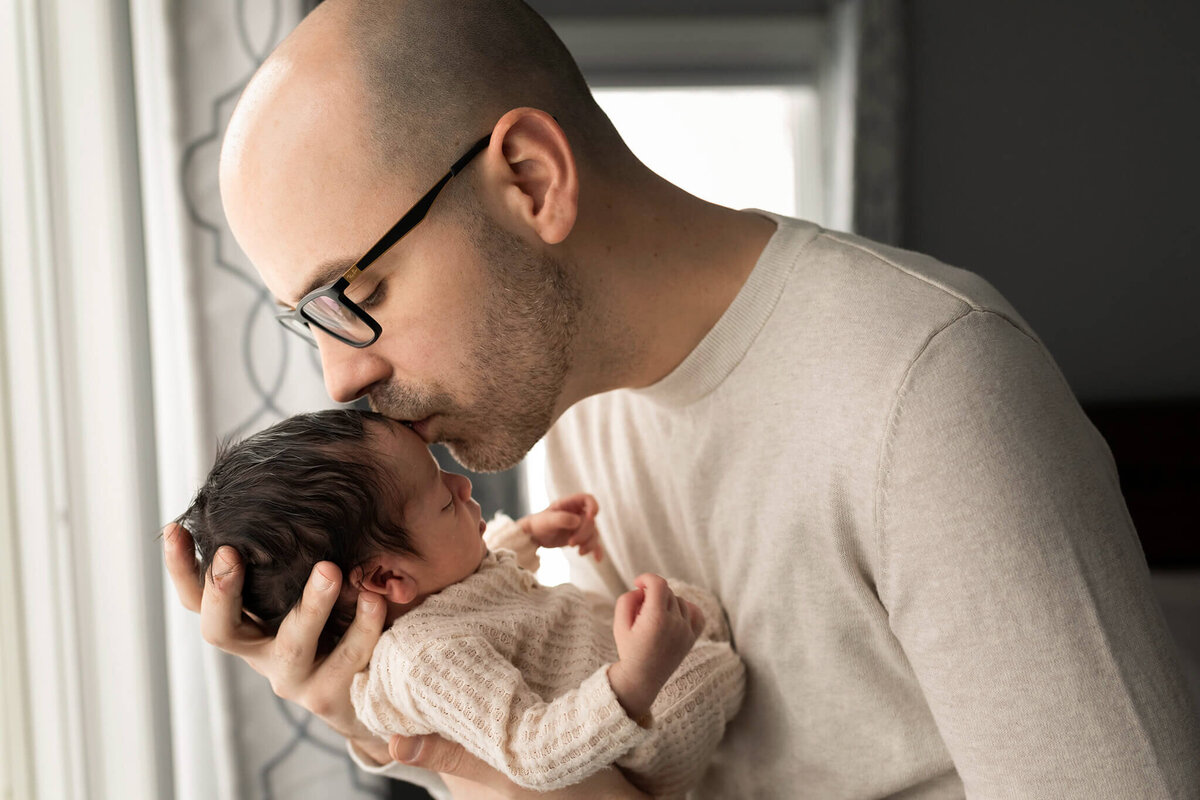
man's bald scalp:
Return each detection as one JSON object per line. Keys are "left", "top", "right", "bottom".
{"left": 343, "top": 0, "right": 621, "bottom": 183}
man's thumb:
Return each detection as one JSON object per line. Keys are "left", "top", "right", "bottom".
{"left": 389, "top": 734, "right": 467, "bottom": 776}
{"left": 389, "top": 734, "right": 423, "bottom": 764}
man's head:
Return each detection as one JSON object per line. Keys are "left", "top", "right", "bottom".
{"left": 219, "top": 0, "right": 628, "bottom": 471}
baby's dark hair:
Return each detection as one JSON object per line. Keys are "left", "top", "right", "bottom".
{"left": 178, "top": 409, "right": 415, "bottom": 655}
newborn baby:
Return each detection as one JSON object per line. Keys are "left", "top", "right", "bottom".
{"left": 179, "top": 409, "right": 744, "bottom": 796}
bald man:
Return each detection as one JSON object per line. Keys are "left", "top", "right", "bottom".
{"left": 164, "top": 0, "right": 1200, "bottom": 798}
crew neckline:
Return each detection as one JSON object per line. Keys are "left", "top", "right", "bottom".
{"left": 631, "top": 210, "right": 818, "bottom": 407}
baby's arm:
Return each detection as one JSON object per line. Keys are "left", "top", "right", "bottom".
{"left": 607, "top": 574, "right": 705, "bottom": 721}
{"left": 519, "top": 493, "right": 604, "bottom": 563}
{"left": 482, "top": 494, "right": 603, "bottom": 574}
{"left": 354, "top": 631, "right": 653, "bottom": 791}
{"left": 482, "top": 513, "right": 541, "bottom": 572}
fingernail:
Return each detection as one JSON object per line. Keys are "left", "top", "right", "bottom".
{"left": 392, "top": 735, "right": 422, "bottom": 763}
{"left": 313, "top": 564, "right": 336, "bottom": 591}
{"left": 212, "top": 547, "right": 238, "bottom": 587}
{"left": 216, "top": 547, "right": 239, "bottom": 576}
{"left": 359, "top": 593, "right": 380, "bottom": 613}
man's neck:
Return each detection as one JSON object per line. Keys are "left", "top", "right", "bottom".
{"left": 557, "top": 169, "right": 778, "bottom": 410}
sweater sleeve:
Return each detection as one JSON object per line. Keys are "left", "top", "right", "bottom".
{"left": 483, "top": 512, "right": 541, "bottom": 573}
{"left": 877, "top": 309, "right": 1200, "bottom": 798}
{"left": 357, "top": 633, "right": 650, "bottom": 791}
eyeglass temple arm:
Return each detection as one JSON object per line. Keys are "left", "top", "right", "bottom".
{"left": 354, "top": 134, "right": 492, "bottom": 269}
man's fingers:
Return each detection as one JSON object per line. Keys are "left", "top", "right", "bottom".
{"left": 390, "top": 734, "right": 484, "bottom": 782}
{"left": 272, "top": 562, "right": 342, "bottom": 687}
{"left": 685, "top": 600, "right": 706, "bottom": 636}
{"left": 199, "top": 546, "right": 256, "bottom": 651}
{"left": 163, "top": 522, "right": 203, "bottom": 613}
{"left": 322, "top": 591, "right": 386, "bottom": 682}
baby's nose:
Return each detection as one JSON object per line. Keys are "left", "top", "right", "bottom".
{"left": 451, "top": 471, "right": 473, "bottom": 501}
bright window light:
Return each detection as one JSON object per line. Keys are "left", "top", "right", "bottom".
{"left": 594, "top": 85, "right": 822, "bottom": 220}
{"left": 530, "top": 84, "right": 818, "bottom": 587}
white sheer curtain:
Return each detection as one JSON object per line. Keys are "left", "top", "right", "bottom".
{"left": 0, "top": 0, "right": 171, "bottom": 798}
{"left": 0, "top": 0, "right": 389, "bottom": 798}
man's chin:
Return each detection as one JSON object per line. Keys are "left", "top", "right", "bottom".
{"left": 442, "top": 435, "right": 533, "bottom": 474}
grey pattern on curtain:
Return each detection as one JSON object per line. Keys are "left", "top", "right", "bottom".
{"left": 175, "top": 1, "right": 387, "bottom": 797}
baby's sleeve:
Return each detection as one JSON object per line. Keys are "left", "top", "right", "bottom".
{"left": 617, "top": 640, "right": 746, "bottom": 797}
{"left": 398, "top": 635, "right": 651, "bottom": 791}
{"left": 350, "top": 632, "right": 431, "bottom": 740}
{"left": 482, "top": 512, "right": 540, "bottom": 573}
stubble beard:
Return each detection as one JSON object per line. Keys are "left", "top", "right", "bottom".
{"left": 369, "top": 209, "right": 580, "bottom": 472}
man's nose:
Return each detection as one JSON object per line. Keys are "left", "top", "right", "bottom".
{"left": 316, "top": 331, "right": 390, "bottom": 404}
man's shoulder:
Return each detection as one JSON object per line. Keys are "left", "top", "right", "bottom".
{"left": 548, "top": 218, "right": 1042, "bottom": 441}
{"left": 758, "top": 214, "right": 1014, "bottom": 320}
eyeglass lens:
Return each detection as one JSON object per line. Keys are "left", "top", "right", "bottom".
{"left": 278, "top": 314, "right": 316, "bottom": 341}
{"left": 302, "top": 295, "right": 375, "bottom": 343}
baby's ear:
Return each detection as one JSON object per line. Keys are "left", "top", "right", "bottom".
{"left": 357, "top": 557, "right": 419, "bottom": 605}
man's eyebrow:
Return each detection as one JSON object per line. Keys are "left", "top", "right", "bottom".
{"left": 273, "top": 257, "right": 358, "bottom": 310}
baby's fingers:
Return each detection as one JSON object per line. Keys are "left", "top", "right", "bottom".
{"left": 633, "top": 573, "right": 671, "bottom": 614}
{"left": 528, "top": 510, "right": 581, "bottom": 542}
{"left": 576, "top": 539, "right": 605, "bottom": 563}
{"left": 550, "top": 492, "right": 599, "bottom": 517}
{"left": 613, "top": 586, "right": 645, "bottom": 634}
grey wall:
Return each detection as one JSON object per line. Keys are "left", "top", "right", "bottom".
{"left": 903, "top": 0, "right": 1200, "bottom": 403}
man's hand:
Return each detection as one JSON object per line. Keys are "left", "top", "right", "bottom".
{"left": 519, "top": 493, "right": 604, "bottom": 562}
{"left": 608, "top": 574, "right": 705, "bottom": 721}
{"left": 166, "top": 520, "right": 649, "bottom": 797}
{"left": 388, "top": 734, "right": 653, "bottom": 799}
{"left": 162, "top": 521, "right": 391, "bottom": 763}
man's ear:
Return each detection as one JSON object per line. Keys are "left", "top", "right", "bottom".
{"left": 354, "top": 557, "right": 420, "bottom": 606}
{"left": 483, "top": 107, "right": 578, "bottom": 245}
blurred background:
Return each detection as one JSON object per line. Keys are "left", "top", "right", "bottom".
{"left": 0, "top": 1, "right": 1196, "bottom": 799}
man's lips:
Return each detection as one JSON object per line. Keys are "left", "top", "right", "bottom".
{"left": 407, "top": 416, "right": 435, "bottom": 442}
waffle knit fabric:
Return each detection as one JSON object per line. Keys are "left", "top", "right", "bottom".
{"left": 350, "top": 515, "right": 745, "bottom": 796}
{"left": 543, "top": 212, "right": 1200, "bottom": 798}
{"left": 350, "top": 211, "right": 1200, "bottom": 796}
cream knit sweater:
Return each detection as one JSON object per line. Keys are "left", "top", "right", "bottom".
{"left": 350, "top": 516, "right": 745, "bottom": 796}
{"left": 544, "top": 212, "right": 1200, "bottom": 797}
{"left": 352, "top": 211, "right": 1200, "bottom": 796}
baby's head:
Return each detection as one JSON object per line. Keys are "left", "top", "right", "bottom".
{"left": 178, "top": 409, "right": 487, "bottom": 654}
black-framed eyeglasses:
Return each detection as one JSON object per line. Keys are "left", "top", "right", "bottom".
{"left": 275, "top": 133, "right": 491, "bottom": 348}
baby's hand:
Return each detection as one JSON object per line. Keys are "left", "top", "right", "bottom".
{"left": 518, "top": 493, "right": 604, "bottom": 562}
{"left": 607, "top": 574, "right": 705, "bottom": 722}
